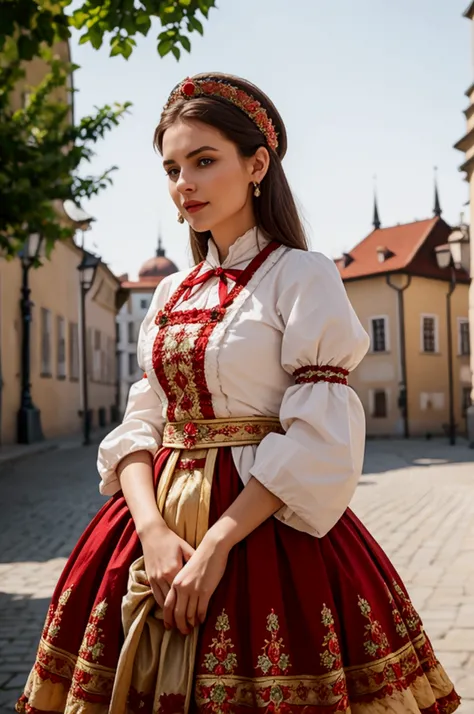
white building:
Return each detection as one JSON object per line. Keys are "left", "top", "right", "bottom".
{"left": 116, "top": 238, "right": 179, "bottom": 413}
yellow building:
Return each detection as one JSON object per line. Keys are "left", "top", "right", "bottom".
{"left": 0, "top": 238, "right": 125, "bottom": 444}
{"left": 336, "top": 210, "right": 470, "bottom": 438}
{"left": 0, "top": 43, "right": 127, "bottom": 445}
{"left": 454, "top": 2, "right": 474, "bottom": 445}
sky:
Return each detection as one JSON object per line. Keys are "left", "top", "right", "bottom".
{"left": 70, "top": 0, "right": 474, "bottom": 280}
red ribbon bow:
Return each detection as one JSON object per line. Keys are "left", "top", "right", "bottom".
{"left": 181, "top": 267, "right": 243, "bottom": 307}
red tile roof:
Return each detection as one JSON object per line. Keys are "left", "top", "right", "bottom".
{"left": 335, "top": 217, "right": 469, "bottom": 284}
{"left": 121, "top": 276, "right": 168, "bottom": 291}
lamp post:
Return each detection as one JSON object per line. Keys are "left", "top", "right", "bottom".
{"left": 77, "top": 251, "right": 100, "bottom": 446}
{"left": 17, "top": 233, "right": 45, "bottom": 444}
{"left": 435, "top": 228, "right": 470, "bottom": 446}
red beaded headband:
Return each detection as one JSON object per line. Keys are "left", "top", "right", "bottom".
{"left": 164, "top": 76, "right": 279, "bottom": 152}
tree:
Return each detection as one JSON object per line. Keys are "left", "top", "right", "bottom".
{"left": 0, "top": 0, "right": 215, "bottom": 257}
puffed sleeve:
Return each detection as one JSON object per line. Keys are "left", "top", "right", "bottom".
{"left": 249, "top": 251, "right": 370, "bottom": 537}
{"left": 96, "top": 280, "right": 172, "bottom": 496}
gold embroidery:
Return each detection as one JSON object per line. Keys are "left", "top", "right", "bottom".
{"left": 163, "top": 417, "right": 283, "bottom": 450}
{"left": 161, "top": 324, "right": 206, "bottom": 421}
{"left": 200, "top": 610, "right": 238, "bottom": 713}
{"left": 358, "top": 595, "right": 391, "bottom": 658}
{"left": 392, "top": 580, "right": 422, "bottom": 633}
{"left": 196, "top": 630, "right": 457, "bottom": 712}
{"left": 320, "top": 604, "right": 343, "bottom": 672}
{"left": 256, "top": 610, "right": 291, "bottom": 676}
{"left": 45, "top": 586, "right": 73, "bottom": 641}
{"left": 294, "top": 365, "right": 349, "bottom": 386}
{"left": 78, "top": 599, "right": 108, "bottom": 662}
{"left": 386, "top": 584, "right": 409, "bottom": 639}
{"left": 255, "top": 610, "right": 293, "bottom": 712}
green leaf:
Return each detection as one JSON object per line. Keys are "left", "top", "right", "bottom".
{"left": 71, "top": 10, "right": 89, "bottom": 28}
{"left": 188, "top": 16, "right": 204, "bottom": 35}
{"left": 88, "top": 25, "right": 103, "bottom": 49}
{"left": 178, "top": 0, "right": 192, "bottom": 6}
{"left": 17, "top": 35, "right": 38, "bottom": 61}
{"left": 198, "top": 0, "right": 210, "bottom": 18}
{"left": 135, "top": 14, "right": 151, "bottom": 35}
{"left": 179, "top": 35, "right": 191, "bottom": 52}
{"left": 158, "top": 39, "right": 173, "bottom": 56}
{"left": 171, "top": 45, "right": 180, "bottom": 60}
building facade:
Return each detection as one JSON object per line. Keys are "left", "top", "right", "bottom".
{"left": 0, "top": 239, "right": 125, "bottom": 444}
{"left": 454, "top": 2, "right": 474, "bottom": 445}
{"left": 117, "top": 239, "right": 179, "bottom": 413}
{"left": 336, "top": 214, "right": 470, "bottom": 438}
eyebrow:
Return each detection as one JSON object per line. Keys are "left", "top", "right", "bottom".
{"left": 163, "top": 145, "right": 219, "bottom": 167}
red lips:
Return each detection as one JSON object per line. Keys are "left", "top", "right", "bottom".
{"left": 183, "top": 200, "right": 208, "bottom": 209}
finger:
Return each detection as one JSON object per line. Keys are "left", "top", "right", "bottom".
{"left": 159, "top": 579, "right": 171, "bottom": 600}
{"left": 180, "top": 541, "right": 195, "bottom": 562}
{"left": 163, "top": 586, "right": 177, "bottom": 630}
{"left": 174, "top": 589, "right": 191, "bottom": 636}
{"left": 186, "top": 593, "right": 199, "bottom": 629}
{"left": 150, "top": 582, "right": 165, "bottom": 609}
{"left": 197, "top": 596, "right": 209, "bottom": 625}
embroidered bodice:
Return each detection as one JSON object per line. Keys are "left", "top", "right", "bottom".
{"left": 98, "top": 228, "right": 370, "bottom": 537}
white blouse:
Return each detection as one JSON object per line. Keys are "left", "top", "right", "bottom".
{"left": 97, "top": 227, "right": 370, "bottom": 537}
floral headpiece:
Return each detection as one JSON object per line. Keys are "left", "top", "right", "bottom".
{"left": 164, "top": 76, "right": 279, "bottom": 152}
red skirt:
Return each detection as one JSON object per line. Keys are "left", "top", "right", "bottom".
{"left": 17, "top": 448, "right": 460, "bottom": 714}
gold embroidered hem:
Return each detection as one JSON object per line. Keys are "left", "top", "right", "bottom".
{"left": 162, "top": 416, "right": 283, "bottom": 450}
{"left": 195, "top": 635, "right": 458, "bottom": 713}
{"left": 17, "top": 638, "right": 114, "bottom": 714}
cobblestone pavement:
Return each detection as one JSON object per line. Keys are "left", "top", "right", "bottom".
{"left": 0, "top": 438, "right": 473, "bottom": 713}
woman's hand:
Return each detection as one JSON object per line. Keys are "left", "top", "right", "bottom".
{"left": 163, "top": 533, "right": 230, "bottom": 635}
{"left": 140, "top": 523, "right": 195, "bottom": 609}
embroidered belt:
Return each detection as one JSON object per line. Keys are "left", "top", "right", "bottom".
{"left": 162, "top": 416, "right": 283, "bottom": 450}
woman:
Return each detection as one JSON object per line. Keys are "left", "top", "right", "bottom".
{"left": 17, "top": 73, "right": 460, "bottom": 714}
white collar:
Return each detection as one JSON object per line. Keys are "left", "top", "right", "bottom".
{"left": 205, "top": 227, "right": 270, "bottom": 268}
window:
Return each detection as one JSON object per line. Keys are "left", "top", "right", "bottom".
{"left": 373, "top": 390, "right": 388, "bottom": 418}
{"left": 140, "top": 299, "right": 148, "bottom": 310}
{"left": 93, "top": 330, "right": 102, "bottom": 382}
{"left": 128, "top": 353, "right": 136, "bottom": 376}
{"left": 128, "top": 322, "right": 135, "bottom": 343}
{"left": 462, "top": 387, "right": 472, "bottom": 417}
{"left": 421, "top": 315, "right": 438, "bottom": 353}
{"left": 370, "top": 316, "right": 388, "bottom": 352}
{"left": 40, "top": 308, "right": 52, "bottom": 375}
{"left": 116, "top": 321, "right": 121, "bottom": 343}
{"left": 57, "top": 317, "right": 66, "bottom": 378}
{"left": 86, "top": 328, "right": 93, "bottom": 375}
{"left": 458, "top": 319, "right": 470, "bottom": 356}
{"left": 107, "top": 337, "right": 116, "bottom": 384}
{"left": 69, "top": 322, "right": 79, "bottom": 380}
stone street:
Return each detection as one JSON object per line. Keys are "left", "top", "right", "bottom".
{"left": 0, "top": 438, "right": 473, "bottom": 713}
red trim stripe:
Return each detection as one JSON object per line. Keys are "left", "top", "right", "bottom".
{"left": 294, "top": 365, "right": 349, "bottom": 386}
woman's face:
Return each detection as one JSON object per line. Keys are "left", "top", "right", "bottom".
{"left": 162, "top": 119, "right": 257, "bottom": 233}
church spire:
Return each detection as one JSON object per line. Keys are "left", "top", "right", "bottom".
{"left": 156, "top": 229, "right": 165, "bottom": 257}
{"left": 372, "top": 176, "right": 381, "bottom": 230}
{"left": 433, "top": 167, "right": 442, "bottom": 217}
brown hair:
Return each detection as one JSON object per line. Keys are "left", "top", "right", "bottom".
{"left": 154, "top": 73, "right": 308, "bottom": 264}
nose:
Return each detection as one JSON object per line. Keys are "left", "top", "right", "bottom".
{"left": 176, "top": 170, "right": 195, "bottom": 196}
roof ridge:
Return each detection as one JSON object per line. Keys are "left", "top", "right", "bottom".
{"left": 404, "top": 216, "right": 439, "bottom": 266}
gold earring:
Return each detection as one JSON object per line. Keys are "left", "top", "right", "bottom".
{"left": 177, "top": 211, "right": 185, "bottom": 224}
{"left": 253, "top": 182, "right": 261, "bottom": 198}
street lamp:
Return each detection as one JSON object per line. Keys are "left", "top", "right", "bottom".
{"left": 434, "top": 234, "right": 468, "bottom": 446}
{"left": 77, "top": 250, "right": 100, "bottom": 446}
{"left": 17, "top": 233, "right": 45, "bottom": 443}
